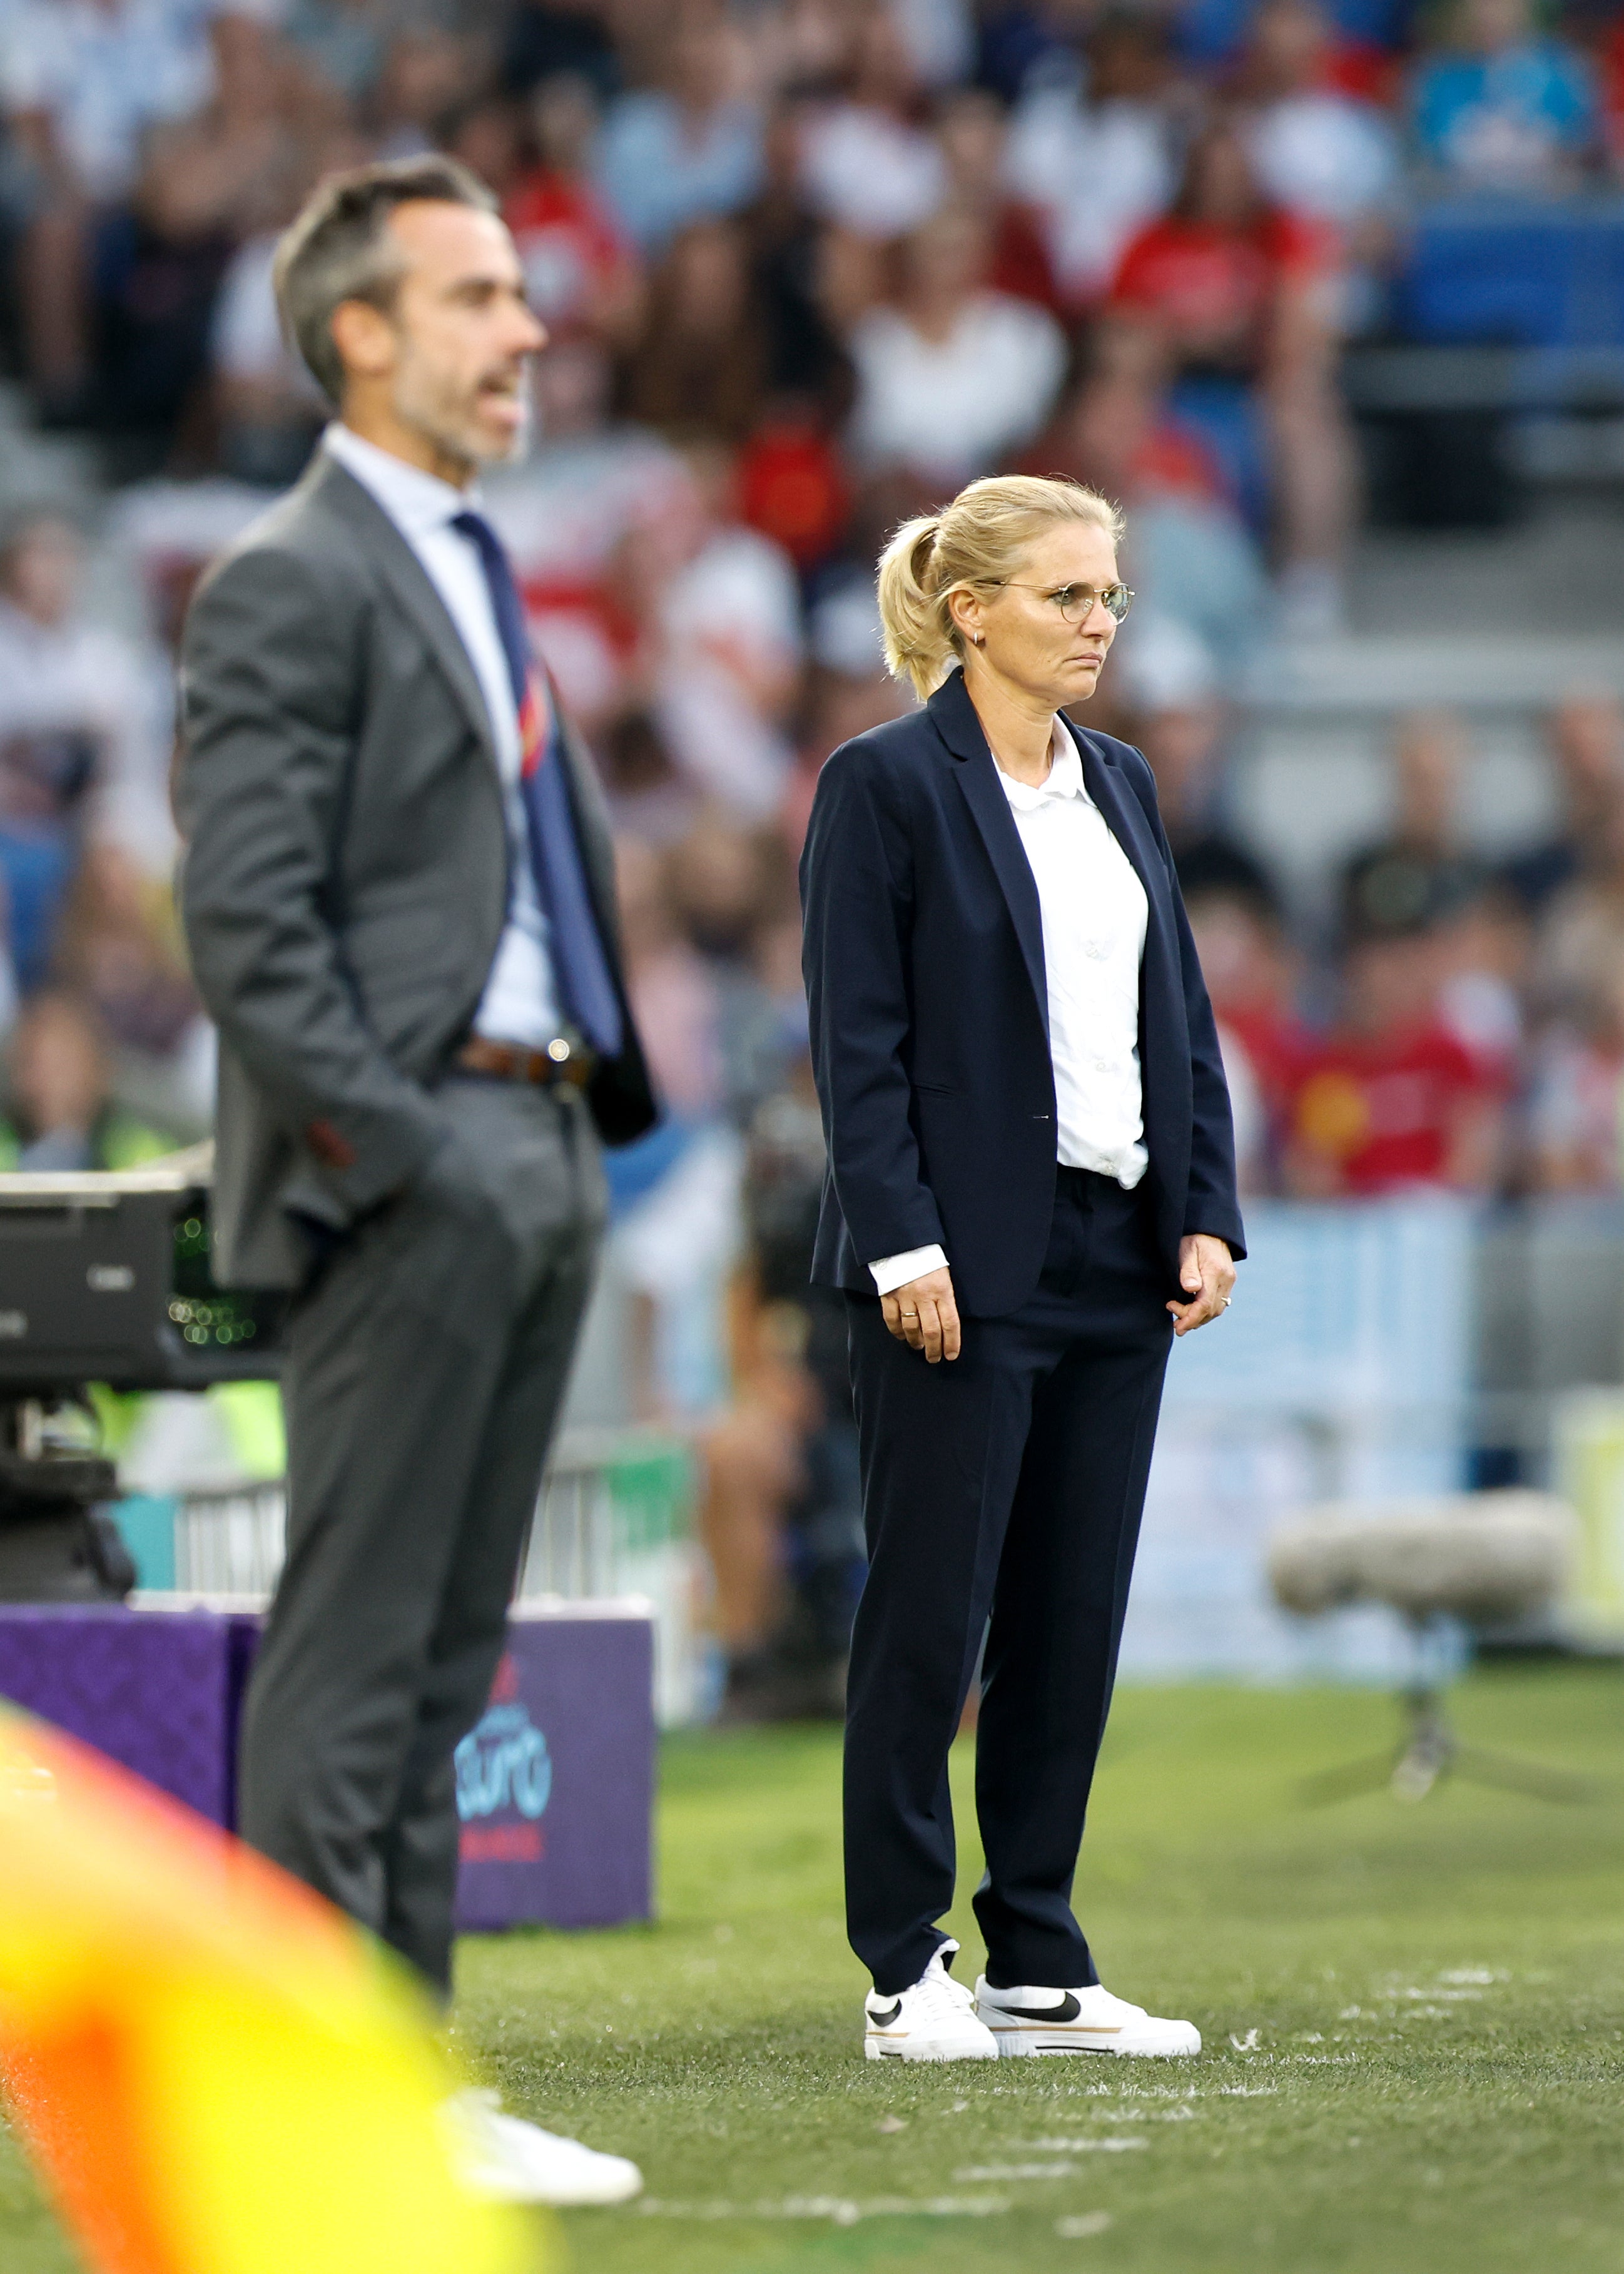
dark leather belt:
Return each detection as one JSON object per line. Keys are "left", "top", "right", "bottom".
{"left": 454, "top": 1035, "right": 596, "bottom": 1089}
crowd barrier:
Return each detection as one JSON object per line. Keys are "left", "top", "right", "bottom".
{"left": 1124, "top": 1196, "right": 1624, "bottom": 1680}
{"left": 151, "top": 1427, "right": 701, "bottom": 1724}
{"left": 127, "top": 1199, "right": 1624, "bottom": 1700}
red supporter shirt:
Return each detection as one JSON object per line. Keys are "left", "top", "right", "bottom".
{"left": 736, "top": 420, "right": 851, "bottom": 567}
{"left": 1109, "top": 208, "right": 1328, "bottom": 358}
{"left": 988, "top": 201, "right": 1063, "bottom": 313}
{"left": 1221, "top": 1004, "right": 1305, "bottom": 1115}
{"left": 503, "top": 170, "right": 630, "bottom": 331}
{"left": 1604, "top": 21, "right": 1624, "bottom": 167}
{"left": 1281, "top": 1023, "right": 1489, "bottom": 1195}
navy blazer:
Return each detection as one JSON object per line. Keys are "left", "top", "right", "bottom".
{"left": 800, "top": 669, "right": 1246, "bottom": 1318}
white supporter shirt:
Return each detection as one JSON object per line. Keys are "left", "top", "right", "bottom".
{"left": 869, "top": 723, "right": 1149, "bottom": 1299}
{"left": 322, "top": 422, "right": 564, "bottom": 1050}
{"left": 847, "top": 293, "right": 1067, "bottom": 487}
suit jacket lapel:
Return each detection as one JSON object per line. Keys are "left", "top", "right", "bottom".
{"left": 929, "top": 673, "right": 1049, "bottom": 1039}
{"left": 313, "top": 458, "right": 634, "bottom": 995}
{"left": 312, "top": 455, "right": 502, "bottom": 784}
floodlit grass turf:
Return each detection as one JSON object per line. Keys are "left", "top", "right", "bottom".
{"left": 3, "top": 1668, "right": 1623, "bottom": 2273}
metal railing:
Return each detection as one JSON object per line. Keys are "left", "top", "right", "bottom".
{"left": 174, "top": 1484, "right": 287, "bottom": 1596}
{"left": 165, "top": 1426, "right": 703, "bottom": 1722}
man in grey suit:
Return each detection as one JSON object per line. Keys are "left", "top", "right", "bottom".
{"left": 176, "top": 156, "right": 654, "bottom": 2203}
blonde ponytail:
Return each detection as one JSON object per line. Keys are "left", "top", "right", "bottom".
{"left": 876, "top": 515, "right": 950, "bottom": 701}
{"left": 873, "top": 475, "right": 1125, "bottom": 703}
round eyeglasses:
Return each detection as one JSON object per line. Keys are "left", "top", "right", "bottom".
{"left": 985, "top": 580, "right": 1134, "bottom": 625}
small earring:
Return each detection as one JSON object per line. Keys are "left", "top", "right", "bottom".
{"left": 973, "top": 632, "right": 985, "bottom": 646}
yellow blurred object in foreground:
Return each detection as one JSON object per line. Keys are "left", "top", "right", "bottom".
{"left": 0, "top": 1702, "right": 536, "bottom": 2274}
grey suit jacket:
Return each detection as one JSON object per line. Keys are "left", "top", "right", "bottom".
{"left": 176, "top": 450, "right": 656, "bottom": 1289}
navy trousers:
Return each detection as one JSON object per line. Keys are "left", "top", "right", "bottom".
{"left": 843, "top": 1167, "right": 1175, "bottom": 1996}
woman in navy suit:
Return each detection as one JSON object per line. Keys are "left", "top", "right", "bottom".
{"left": 800, "top": 474, "right": 1244, "bottom": 2063}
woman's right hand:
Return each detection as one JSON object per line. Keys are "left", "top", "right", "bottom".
{"left": 881, "top": 1266, "right": 962, "bottom": 1364}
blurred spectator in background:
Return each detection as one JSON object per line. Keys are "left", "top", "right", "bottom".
{"left": 1117, "top": 606, "right": 1298, "bottom": 1190}
{"left": 1528, "top": 959, "right": 1624, "bottom": 1193}
{"left": 798, "top": 7, "right": 945, "bottom": 243}
{"left": 500, "top": 0, "right": 621, "bottom": 106}
{"left": 595, "top": 10, "right": 762, "bottom": 252}
{"left": 504, "top": 72, "right": 642, "bottom": 344}
{"left": 1436, "top": 875, "right": 1527, "bottom": 1092}
{"left": 703, "top": 1070, "right": 861, "bottom": 1722}
{"left": 1184, "top": 878, "right": 1299, "bottom": 1191}
{"left": 1533, "top": 769, "right": 1624, "bottom": 1041}
{"left": 1236, "top": 0, "right": 1401, "bottom": 333}
{"left": 368, "top": 27, "right": 475, "bottom": 161}
{"left": 119, "top": 8, "right": 312, "bottom": 457}
{"left": 1598, "top": 7, "right": 1624, "bottom": 175}
{"left": 283, "top": 0, "right": 388, "bottom": 111}
{"left": 935, "top": 84, "right": 1059, "bottom": 311}
{"left": 1338, "top": 709, "right": 1529, "bottom": 1089}
{"left": 1107, "top": 118, "right": 1358, "bottom": 634}
{"left": 739, "top": 91, "right": 855, "bottom": 417}
{"left": 487, "top": 338, "right": 686, "bottom": 730}
{"left": 1129, "top": 644, "right": 1276, "bottom": 909}
{"left": 1281, "top": 870, "right": 1504, "bottom": 1197}
{"left": 1339, "top": 709, "right": 1481, "bottom": 942}
{"left": 847, "top": 204, "right": 1067, "bottom": 484}
{"left": 790, "top": 567, "right": 912, "bottom": 845}
{"left": 1501, "top": 694, "right": 1624, "bottom": 916}
{"left": 645, "top": 449, "right": 803, "bottom": 818}
{"left": 621, "top": 218, "right": 769, "bottom": 439}
{"left": 210, "top": 156, "right": 350, "bottom": 489}
{"left": 1411, "top": 0, "right": 1598, "bottom": 192}
{"left": 598, "top": 709, "right": 698, "bottom": 846}
{"left": 893, "top": 0, "right": 975, "bottom": 90}
{"left": 596, "top": 441, "right": 800, "bottom": 818}
{"left": 607, "top": 835, "right": 739, "bottom": 1421}
{"left": 0, "top": 987, "right": 168, "bottom": 1170}
{"left": 0, "top": 509, "right": 173, "bottom": 990}
{"left": 440, "top": 94, "right": 526, "bottom": 203}
{"left": 618, "top": 834, "right": 726, "bottom": 1124}
{"left": 1024, "top": 332, "right": 1267, "bottom": 679}
{"left": 1003, "top": 14, "right": 1177, "bottom": 317}
{"left": 0, "top": 0, "right": 212, "bottom": 420}
{"left": 58, "top": 842, "right": 211, "bottom": 1135}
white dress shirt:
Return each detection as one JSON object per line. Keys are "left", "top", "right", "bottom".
{"left": 869, "top": 721, "right": 1149, "bottom": 1299}
{"left": 322, "top": 422, "right": 563, "bottom": 1048}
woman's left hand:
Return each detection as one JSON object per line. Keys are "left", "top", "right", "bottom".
{"left": 1167, "top": 1235, "right": 1236, "bottom": 1336}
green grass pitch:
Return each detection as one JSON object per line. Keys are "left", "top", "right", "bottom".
{"left": 3, "top": 1666, "right": 1622, "bottom": 2272}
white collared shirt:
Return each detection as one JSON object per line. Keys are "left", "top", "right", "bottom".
{"left": 869, "top": 720, "right": 1149, "bottom": 1299}
{"left": 322, "top": 422, "right": 562, "bottom": 1048}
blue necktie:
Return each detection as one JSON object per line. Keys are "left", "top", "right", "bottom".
{"left": 452, "top": 509, "right": 623, "bottom": 1058}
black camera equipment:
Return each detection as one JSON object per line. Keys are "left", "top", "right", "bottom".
{"left": 0, "top": 1144, "right": 285, "bottom": 1602}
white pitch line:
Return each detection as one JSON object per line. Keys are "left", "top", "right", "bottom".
{"left": 634, "top": 2195, "right": 1015, "bottom": 2222}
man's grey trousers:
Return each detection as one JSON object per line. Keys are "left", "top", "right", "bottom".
{"left": 238, "top": 1075, "right": 606, "bottom": 1992}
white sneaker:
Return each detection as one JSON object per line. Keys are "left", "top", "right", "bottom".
{"left": 864, "top": 1939, "right": 1000, "bottom": 2063}
{"left": 440, "top": 2088, "right": 643, "bottom": 2205}
{"left": 975, "top": 1980, "right": 1200, "bottom": 2058}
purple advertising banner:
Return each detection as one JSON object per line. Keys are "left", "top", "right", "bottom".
{"left": 0, "top": 1604, "right": 258, "bottom": 1826}
{"left": 453, "top": 1608, "right": 655, "bottom": 1933}
{"left": 0, "top": 1601, "right": 656, "bottom": 1933}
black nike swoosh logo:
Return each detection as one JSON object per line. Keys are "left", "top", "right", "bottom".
{"left": 868, "top": 2000, "right": 903, "bottom": 2027}
{"left": 989, "top": 1992, "right": 1083, "bottom": 2023}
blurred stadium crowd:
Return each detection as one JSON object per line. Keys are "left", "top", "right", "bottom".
{"left": 0, "top": 0, "right": 1621, "bottom": 1706}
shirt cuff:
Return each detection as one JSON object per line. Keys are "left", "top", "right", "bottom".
{"left": 869, "top": 1243, "right": 948, "bottom": 1297}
